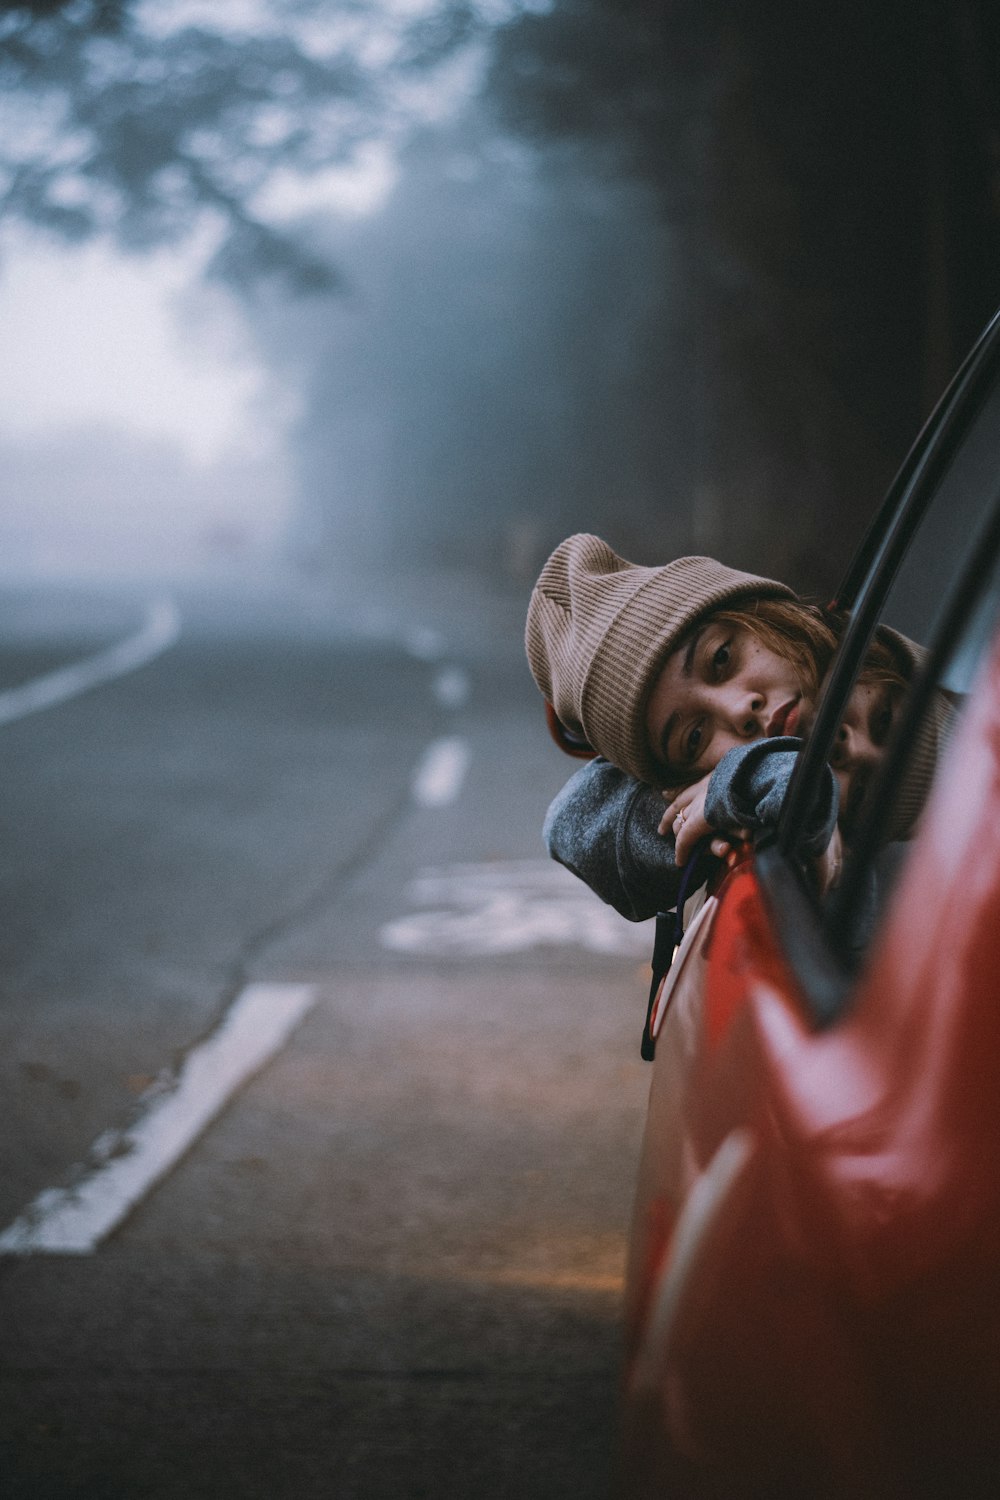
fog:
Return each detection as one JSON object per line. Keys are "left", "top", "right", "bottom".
{"left": 0, "top": 230, "right": 293, "bottom": 577}
{"left": 266, "top": 127, "right": 681, "bottom": 576}
{"left": 2, "top": 0, "right": 1000, "bottom": 598}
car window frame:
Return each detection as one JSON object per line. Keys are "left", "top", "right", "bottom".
{"left": 754, "top": 306, "right": 1000, "bottom": 1025}
{"left": 825, "top": 489, "right": 1000, "bottom": 942}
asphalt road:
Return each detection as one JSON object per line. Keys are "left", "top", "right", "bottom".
{"left": 0, "top": 568, "right": 654, "bottom": 1500}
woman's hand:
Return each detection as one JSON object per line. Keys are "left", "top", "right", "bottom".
{"left": 659, "top": 776, "right": 748, "bottom": 866}
{"left": 815, "top": 824, "right": 844, "bottom": 897}
{"left": 659, "top": 778, "right": 711, "bottom": 866}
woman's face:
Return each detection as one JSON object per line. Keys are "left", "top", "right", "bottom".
{"left": 646, "top": 619, "right": 813, "bottom": 781}
{"left": 829, "top": 677, "right": 901, "bottom": 836}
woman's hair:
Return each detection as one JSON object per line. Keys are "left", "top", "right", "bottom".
{"left": 712, "top": 599, "right": 908, "bottom": 699}
{"left": 854, "top": 627, "right": 909, "bottom": 695}
{"left": 708, "top": 598, "right": 840, "bottom": 704}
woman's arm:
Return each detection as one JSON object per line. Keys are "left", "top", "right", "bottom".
{"left": 663, "top": 737, "right": 840, "bottom": 864}
{"left": 544, "top": 739, "right": 839, "bottom": 916}
{"left": 543, "top": 758, "right": 683, "bottom": 922}
{"left": 705, "top": 736, "right": 837, "bottom": 854}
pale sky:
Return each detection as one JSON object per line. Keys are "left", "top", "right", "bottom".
{"left": 0, "top": 227, "right": 299, "bottom": 576}
{"left": 0, "top": 231, "right": 274, "bottom": 468}
{"left": 0, "top": 0, "right": 507, "bottom": 576}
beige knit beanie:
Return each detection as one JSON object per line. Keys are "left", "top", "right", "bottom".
{"left": 526, "top": 533, "right": 797, "bottom": 784}
{"left": 875, "top": 625, "right": 956, "bottom": 841}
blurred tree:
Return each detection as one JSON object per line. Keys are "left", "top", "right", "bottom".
{"left": 276, "top": 123, "right": 684, "bottom": 576}
{"left": 485, "top": 0, "right": 1000, "bottom": 590}
{"left": 0, "top": 0, "right": 485, "bottom": 292}
{"left": 4, "top": 0, "right": 1000, "bottom": 586}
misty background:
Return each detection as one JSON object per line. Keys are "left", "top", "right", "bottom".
{"left": 6, "top": 9, "right": 1000, "bottom": 1493}
{"left": 3, "top": 0, "right": 1000, "bottom": 598}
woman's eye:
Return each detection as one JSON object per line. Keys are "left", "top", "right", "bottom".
{"left": 685, "top": 723, "right": 704, "bottom": 760}
{"left": 872, "top": 696, "right": 895, "bottom": 745}
{"left": 711, "top": 641, "right": 731, "bottom": 677}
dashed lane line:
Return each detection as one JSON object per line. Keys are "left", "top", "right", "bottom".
{"left": 0, "top": 983, "right": 317, "bottom": 1255}
{"left": 404, "top": 625, "right": 445, "bottom": 662}
{"left": 0, "top": 596, "right": 180, "bottom": 727}
{"left": 411, "top": 735, "right": 470, "bottom": 807}
{"left": 0, "top": 617, "right": 465, "bottom": 1255}
{"left": 432, "top": 665, "right": 470, "bottom": 708}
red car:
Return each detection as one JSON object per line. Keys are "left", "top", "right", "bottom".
{"left": 615, "top": 309, "right": 1000, "bottom": 1498}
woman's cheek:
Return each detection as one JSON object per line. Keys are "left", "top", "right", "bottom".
{"left": 833, "top": 765, "right": 851, "bottom": 820}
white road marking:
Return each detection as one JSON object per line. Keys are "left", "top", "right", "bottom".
{"left": 0, "top": 596, "right": 181, "bottom": 726}
{"left": 0, "top": 983, "right": 317, "bottom": 1256}
{"left": 432, "top": 665, "right": 470, "bottom": 709}
{"left": 380, "top": 859, "right": 654, "bottom": 957}
{"left": 405, "top": 625, "right": 445, "bottom": 662}
{"left": 411, "top": 736, "right": 470, "bottom": 807}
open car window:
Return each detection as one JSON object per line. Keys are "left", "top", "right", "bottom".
{"left": 758, "top": 309, "right": 1000, "bottom": 1020}
{"left": 865, "top": 348, "right": 1000, "bottom": 649}
{"left": 825, "top": 520, "right": 1000, "bottom": 954}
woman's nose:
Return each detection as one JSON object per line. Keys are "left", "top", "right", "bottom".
{"left": 830, "top": 722, "right": 852, "bottom": 769}
{"left": 725, "top": 687, "right": 765, "bottom": 737}
{"left": 831, "top": 721, "right": 878, "bottom": 773}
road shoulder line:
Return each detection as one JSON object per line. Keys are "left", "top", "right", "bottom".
{"left": 0, "top": 982, "right": 317, "bottom": 1255}
{"left": 0, "top": 596, "right": 180, "bottom": 726}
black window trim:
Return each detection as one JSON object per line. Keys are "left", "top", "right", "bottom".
{"left": 826, "top": 484, "right": 1000, "bottom": 945}
{"left": 755, "top": 843, "right": 850, "bottom": 1026}
{"left": 831, "top": 307, "right": 1000, "bottom": 614}
{"left": 753, "top": 305, "right": 1000, "bottom": 1026}
{"left": 775, "top": 305, "right": 1000, "bottom": 869}
{"left": 757, "top": 481, "right": 1000, "bottom": 1025}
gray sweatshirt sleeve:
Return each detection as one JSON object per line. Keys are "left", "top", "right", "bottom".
{"left": 543, "top": 758, "right": 682, "bottom": 922}
{"left": 704, "top": 736, "right": 838, "bottom": 855}
{"left": 543, "top": 739, "right": 839, "bottom": 922}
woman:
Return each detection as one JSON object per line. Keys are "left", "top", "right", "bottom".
{"left": 526, "top": 534, "right": 919, "bottom": 921}
{"left": 525, "top": 533, "right": 833, "bottom": 792}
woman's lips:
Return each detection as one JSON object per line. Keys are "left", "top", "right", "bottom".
{"left": 767, "top": 699, "right": 800, "bottom": 737}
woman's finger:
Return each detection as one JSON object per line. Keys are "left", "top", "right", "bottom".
{"left": 660, "top": 799, "right": 686, "bottom": 833}
{"left": 675, "top": 816, "right": 700, "bottom": 866}
{"left": 659, "top": 802, "right": 689, "bottom": 839}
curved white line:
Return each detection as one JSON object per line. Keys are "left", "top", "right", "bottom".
{"left": 0, "top": 983, "right": 317, "bottom": 1255}
{"left": 0, "top": 596, "right": 180, "bottom": 727}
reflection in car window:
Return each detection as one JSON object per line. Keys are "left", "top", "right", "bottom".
{"left": 827, "top": 518, "right": 1000, "bottom": 953}
{"left": 875, "top": 368, "right": 1000, "bottom": 652}
{"left": 778, "top": 337, "right": 1000, "bottom": 902}
{"left": 774, "top": 326, "right": 1000, "bottom": 955}
{"left": 760, "top": 325, "right": 1000, "bottom": 1017}
{"left": 940, "top": 568, "right": 1000, "bottom": 694}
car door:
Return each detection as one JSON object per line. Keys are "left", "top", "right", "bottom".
{"left": 620, "top": 308, "right": 1000, "bottom": 1499}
